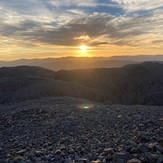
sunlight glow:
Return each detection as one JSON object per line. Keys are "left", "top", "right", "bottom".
{"left": 79, "top": 45, "right": 89, "bottom": 53}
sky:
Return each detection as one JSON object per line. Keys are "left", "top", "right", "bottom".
{"left": 0, "top": 0, "right": 163, "bottom": 60}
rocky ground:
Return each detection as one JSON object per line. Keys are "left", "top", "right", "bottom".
{"left": 0, "top": 97, "right": 163, "bottom": 163}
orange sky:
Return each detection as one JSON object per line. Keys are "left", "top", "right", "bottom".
{"left": 0, "top": 0, "right": 163, "bottom": 60}
{"left": 1, "top": 44, "right": 163, "bottom": 61}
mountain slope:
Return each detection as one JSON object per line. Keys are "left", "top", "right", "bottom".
{"left": 110, "top": 55, "right": 163, "bottom": 61}
{"left": 0, "top": 66, "right": 105, "bottom": 104}
{"left": 55, "top": 62, "right": 163, "bottom": 105}
{"left": 1, "top": 62, "right": 163, "bottom": 105}
{"left": 0, "top": 57, "right": 137, "bottom": 71}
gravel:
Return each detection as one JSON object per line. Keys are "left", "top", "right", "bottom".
{"left": 0, "top": 97, "right": 163, "bottom": 163}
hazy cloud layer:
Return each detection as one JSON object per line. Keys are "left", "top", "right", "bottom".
{"left": 50, "top": 0, "right": 97, "bottom": 7}
{"left": 112, "top": 0, "right": 163, "bottom": 12}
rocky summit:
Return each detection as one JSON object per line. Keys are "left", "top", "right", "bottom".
{"left": 0, "top": 97, "right": 162, "bottom": 163}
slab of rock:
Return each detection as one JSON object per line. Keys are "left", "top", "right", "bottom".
{"left": 127, "top": 158, "right": 142, "bottom": 163}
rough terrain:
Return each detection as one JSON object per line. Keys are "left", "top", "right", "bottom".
{"left": 2, "top": 63, "right": 163, "bottom": 106}
{"left": 0, "top": 97, "right": 162, "bottom": 163}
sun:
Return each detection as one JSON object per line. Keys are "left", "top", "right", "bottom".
{"left": 79, "top": 45, "right": 88, "bottom": 53}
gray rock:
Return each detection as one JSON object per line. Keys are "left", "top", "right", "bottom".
{"left": 102, "top": 148, "right": 114, "bottom": 156}
{"left": 137, "top": 143, "right": 148, "bottom": 153}
{"left": 45, "top": 155, "right": 52, "bottom": 161}
{"left": 0, "top": 97, "right": 163, "bottom": 162}
{"left": 78, "top": 158, "right": 90, "bottom": 163}
{"left": 34, "top": 150, "right": 43, "bottom": 157}
{"left": 145, "top": 152, "right": 159, "bottom": 162}
{"left": 127, "top": 158, "right": 142, "bottom": 163}
{"left": 13, "top": 156, "right": 25, "bottom": 162}
{"left": 59, "top": 117, "right": 74, "bottom": 129}
{"left": 130, "top": 147, "right": 138, "bottom": 154}
{"left": 148, "top": 143, "right": 157, "bottom": 151}
{"left": 126, "top": 141, "right": 137, "bottom": 147}
{"left": 92, "top": 160, "right": 101, "bottom": 163}
{"left": 133, "top": 133, "right": 150, "bottom": 143}
{"left": 156, "top": 156, "right": 163, "bottom": 163}
{"left": 114, "top": 152, "right": 132, "bottom": 162}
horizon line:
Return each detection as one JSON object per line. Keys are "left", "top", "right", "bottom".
{"left": 1, "top": 54, "right": 163, "bottom": 62}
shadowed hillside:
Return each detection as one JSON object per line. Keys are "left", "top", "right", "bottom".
{"left": 0, "top": 66, "right": 105, "bottom": 104}
{"left": 1, "top": 62, "right": 163, "bottom": 105}
{"left": 1, "top": 63, "right": 163, "bottom": 162}
{"left": 54, "top": 62, "right": 163, "bottom": 105}
{"left": 0, "top": 57, "right": 137, "bottom": 71}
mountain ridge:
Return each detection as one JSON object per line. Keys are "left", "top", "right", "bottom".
{"left": 1, "top": 62, "right": 163, "bottom": 105}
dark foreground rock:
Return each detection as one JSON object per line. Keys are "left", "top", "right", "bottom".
{"left": 0, "top": 97, "right": 163, "bottom": 162}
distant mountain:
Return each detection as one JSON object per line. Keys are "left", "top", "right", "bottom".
{"left": 110, "top": 55, "right": 163, "bottom": 61}
{"left": 0, "top": 57, "right": 137, "bottom": 71}
{"left": 1, "top": 62, "right": 163, "bottom": 105}
{"left": 1, "top": 55, "right": 163, "bottom": 71}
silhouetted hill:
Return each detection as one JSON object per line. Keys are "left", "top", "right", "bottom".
{"left": 0, "top": 57, "right": 137, "bottom": 71}
{"left": 55, "top": 62, "right": 163, "bottom": 105}
{"left": 1, "top": 62, "right": 163, "bottom": 105}
{"left": 110, "top": 55, "right": 163, "bottom": 61}
{"left": 1, "top": 55, "right": 163, "bottom": 71}
{"left": 0, "top": 66, "right": 104, "bottom": 104}
{"left": 0, "top": 66, "right": 55, "bottom": 78}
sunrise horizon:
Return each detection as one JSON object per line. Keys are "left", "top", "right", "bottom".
{"left": 1, "top": 1, "right": 163, "bottom": 162}
{"left": 0, "top": 0, "right": 162, "bottom": 61}
{"left": 1, "top": 53, "right": 163, "bottom": 62}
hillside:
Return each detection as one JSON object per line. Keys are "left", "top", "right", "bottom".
{"left": 0, "top": 97, "right": 162, "bottom": 162}
{"left": 0, "top": 64, "right": 163, "bottom": 162}
{"left": 1, "top": 62, "right": 163, "bottom": 105}
{"left": 110, "top": 55, "right": 163, "bottom": 62}
{"left": 0, "top": 57, "right": 137, "bottom": 71}
{"left": 55, "top": 62, "right": 163, "bottom": 105}
{"left": 0, "top": 66, "right": 104, "bottom": 104}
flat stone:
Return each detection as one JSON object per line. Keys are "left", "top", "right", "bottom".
{"left": 92, "top": 160, "right": 101, "bottom": 163}
{"left": 102, "top": 148, "right": 114, "bottom": 155}
{"left": 127, "top": 158, "right": 142, "bottom": 163}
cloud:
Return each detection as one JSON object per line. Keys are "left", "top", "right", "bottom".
{"left": 112, "top": 0, "right": 163, "bottom": 12}
{"left": 50, "top": 0, "right": 97, "bottom": 7}
{"left": 1, "top": 10, "right": 162, "bottom": 48}
{"left": 19, "top": 13, "right": 115, "bottom": 46}
{"left": 0, "top": 1, "right": 162, "bottom": 49}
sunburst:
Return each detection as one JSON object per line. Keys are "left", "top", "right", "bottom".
{"left": 79, "top": 45, "right": 88, "bottom": 53}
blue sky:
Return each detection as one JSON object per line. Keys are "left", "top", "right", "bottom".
{"left": 0, "top": 0, "right": 163, "bottom": 60}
